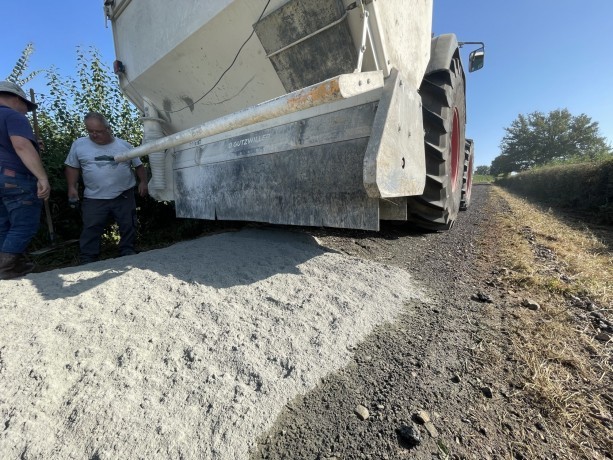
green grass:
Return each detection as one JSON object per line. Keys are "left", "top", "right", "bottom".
{"left": 495, "top": 157, "right": 613, "bottom": 224}
{"left": 473, "top": 174, "right": 494, "bottom": 183}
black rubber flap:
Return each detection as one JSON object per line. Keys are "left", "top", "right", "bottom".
{"left": 254, "top": 0, "right": 358, "bottom": 92}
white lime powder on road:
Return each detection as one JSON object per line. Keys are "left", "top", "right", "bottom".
{"left": 0, "top": 229, "right": 426, "bottom": 459}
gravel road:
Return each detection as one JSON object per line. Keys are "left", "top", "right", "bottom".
{"left": 253, "top": 184, "right": 505, "bottom": 460}
{"left": 1, "top": 185, "right": 524, "bottom": 460}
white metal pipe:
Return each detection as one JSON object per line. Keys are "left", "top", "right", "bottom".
{"left": 366, "top": 16, "right": 380, "bottom": 71}
{"left": 114, "top": 71, "right": 384, "bottom": 163}
{"left": 355, "top": 11, "right": 370, "bottom": 72}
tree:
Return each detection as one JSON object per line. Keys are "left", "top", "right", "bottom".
{"left": 20, "top": 47, "right": 145, "bottom": 244}
{"left": 9, "top": 43, "right": 201, "bottom": 254}
{"left": 475, "top": 165, "right": 490, "bottom": 175}
{"left": 492, "top": 109, "right": 612, "bottom": 174}
{"left": 5, "top": 43, "right": 43, "bottom": 85}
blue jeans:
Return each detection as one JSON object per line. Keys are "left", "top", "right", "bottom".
{"left": 79, "top": 190, "right": 137, "bottom": 264}
{"left": 0, "top": 167, "right": 43, "bottom": 254}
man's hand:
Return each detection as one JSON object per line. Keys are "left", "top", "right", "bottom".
{"left": 37, "top": 178, "right": 51, "bottom": 200}
{"left": 134, "top": 165, "right": 149, "bottom": 198}
{"left": 138, "top": 181, "right": 149, "bottom": 197}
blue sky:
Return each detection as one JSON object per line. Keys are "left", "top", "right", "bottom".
{"left": 4, "top": 1, "right": 613, "bottom": 167}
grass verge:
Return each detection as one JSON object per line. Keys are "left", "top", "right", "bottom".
{"left": 485, "top": 186, "right": 612, "bottom": 459}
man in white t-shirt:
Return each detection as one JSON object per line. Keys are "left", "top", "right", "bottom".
{"left": 65, "top": 112, "right": 148, "bottom": 264}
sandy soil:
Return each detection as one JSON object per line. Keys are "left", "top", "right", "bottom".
{"left": 0, "top": 228, "right": 426, "bottom": 459}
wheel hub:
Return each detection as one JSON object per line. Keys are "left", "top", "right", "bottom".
{"left": 450, "top": 108, "right": 461, "bottom": 192}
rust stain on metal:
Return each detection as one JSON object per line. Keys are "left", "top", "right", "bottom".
{"left": 114, "top": 78, "right": 347, "bottom": 162}
{"left": 288, "top": 79, "right": 342, "bottom": 111}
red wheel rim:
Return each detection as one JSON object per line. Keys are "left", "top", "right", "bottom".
{"left": 466, "top": 152, "right": 474, "bottom": 200}
{"left": 450, "top": 108, "right": 461, "bottom": 192}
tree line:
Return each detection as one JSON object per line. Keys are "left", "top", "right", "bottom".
{"left": 478, "top": 109, "right": 612, "bottom": 176}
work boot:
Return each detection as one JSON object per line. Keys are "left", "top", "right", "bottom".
{"left": 0, "top": 252, "right": 34, "bottom": 280}
{"left": 13, "top": 254, "right": 35, "bottom": 275}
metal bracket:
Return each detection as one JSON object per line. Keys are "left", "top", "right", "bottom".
{"left": 354, "top": 4, "right": 380, "bottom": 72}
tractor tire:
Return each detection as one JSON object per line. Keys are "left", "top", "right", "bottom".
{"left": 460, "top": 138, "right": 474, "bottom": 211}
{"left": 407, "top": 55, "right": 466, "bottom": 230}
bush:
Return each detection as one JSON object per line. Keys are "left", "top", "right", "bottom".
{"left": 496, "top": 157, "right": 613, "bottom": 224}
{"left": 29, "top": 47, "right": 214, "bottom": 254}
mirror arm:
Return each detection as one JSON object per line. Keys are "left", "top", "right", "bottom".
{"left": 459, "top": 41, "right": 485, "bottom": 50}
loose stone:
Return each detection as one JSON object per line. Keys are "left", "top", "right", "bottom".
{"left": 397, "top": 423, "right": 421, "bottom": 447}
{"left": 523, "top": 299, "right": 540, "bottom": 310}
{"left": 355, "top": 404, "right": 370, "bottom": 420}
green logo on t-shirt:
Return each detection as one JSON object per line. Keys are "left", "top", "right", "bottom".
{"left": 94, "top": 155, "right": 116, "bottom": 162}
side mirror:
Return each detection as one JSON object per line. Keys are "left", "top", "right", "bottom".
{"left": 469, "top": 47, "right": 485, "bottom": 72}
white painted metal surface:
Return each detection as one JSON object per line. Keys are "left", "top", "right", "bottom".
{"left": 115, "top": 72, "right": 384, "bottom": 162}
{"left": 105, "top": 0, "right": 433, "bottom": 228}
{"left": 363, "top": 70, "right": 426, "bottom": 198}
{"left": 106, "top": 0, "right": 432, "bottom": 133}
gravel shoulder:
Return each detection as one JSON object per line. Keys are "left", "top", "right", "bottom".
{"left": 253, "top": 184, "right": 593, "bottom": 460}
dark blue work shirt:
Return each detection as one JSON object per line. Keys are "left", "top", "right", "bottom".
{"left": 0, "top": 104, "right": 39, "bottom": 176}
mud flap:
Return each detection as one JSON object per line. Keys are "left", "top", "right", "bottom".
{"left": 363, "top": 69, "right": 426, "bottom": 199}
{"left": 254, "top": 0, "right": 357, "bottom": 92}
{"left": 173, "top": 100, "right": 381, "bottom": 230}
